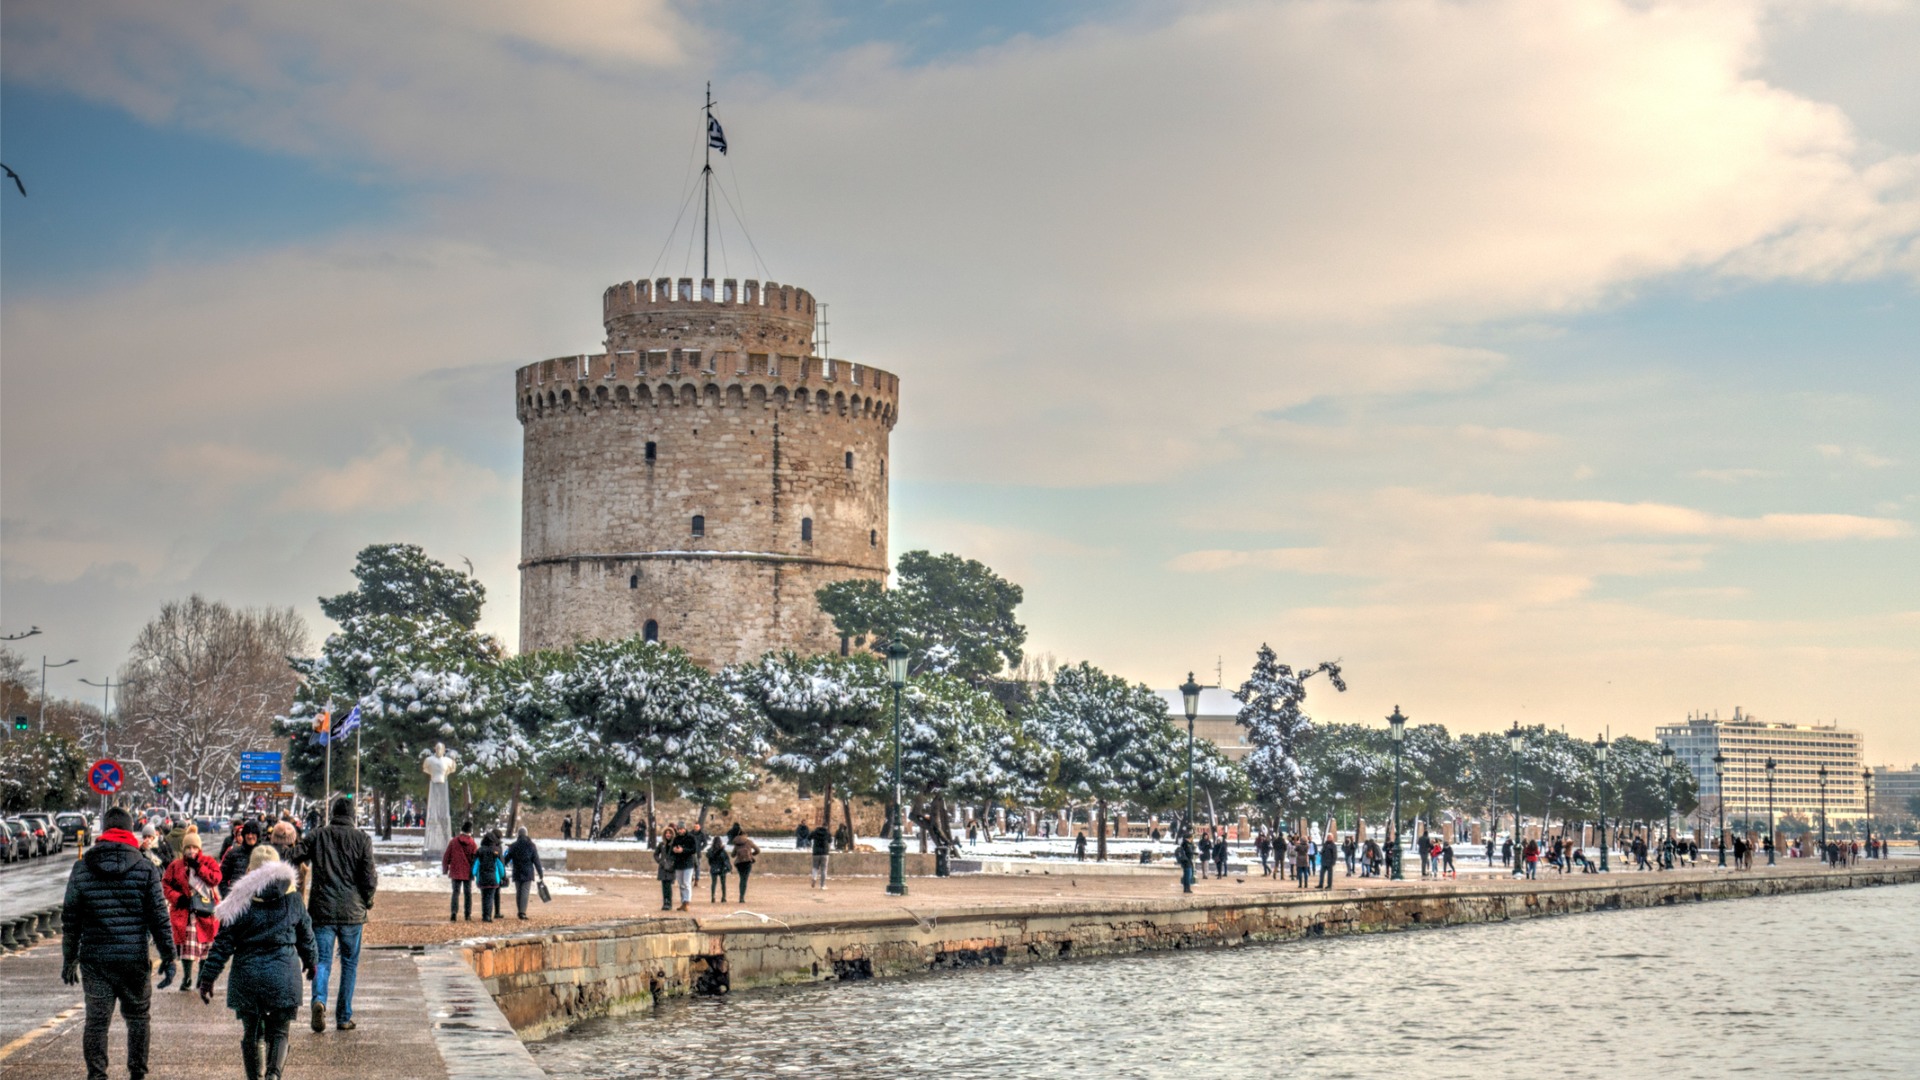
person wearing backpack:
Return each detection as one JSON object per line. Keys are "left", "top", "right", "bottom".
{"left": 706, "top": 836, "right": 732, "bottom": 902}
{"left": 476, "top": 830, "right": 507, "bottom": 922}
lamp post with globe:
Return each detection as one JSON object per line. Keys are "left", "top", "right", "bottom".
{"left": 885, "top": 641, "right": 910, "bottom": 897}
{"left": 1594, "top": 735, "right": 1610, "bottom": 873}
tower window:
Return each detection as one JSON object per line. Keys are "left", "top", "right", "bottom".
{"left": 645, "top": 441, "right": 657, "bottom": 462}
{"left": 845, "top": 451, "right": 854, "bottom": 470}
{"left": 880, "top": 458, "right": 886, "bottom": 478}
{"left": 870, "top": 529, "right": 877, "bottom": 548}
{"left": 691, "top": 514, "right": 705, "bottom": 538}
{"left": 643, "top": 619, "right": 659, "bottom": 643}
{"left": 629, "top": 574, "right": 639, "bottom": 589}
{"left": 801, "top": 517, "right": 813, "bottom": 543}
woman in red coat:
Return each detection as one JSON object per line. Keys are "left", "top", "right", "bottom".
{"left": 162, "top": 831, "right": 223, "bottom": 989}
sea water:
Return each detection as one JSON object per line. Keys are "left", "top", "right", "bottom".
{"left": 529, "top": 883, "right": 1920, "bottom": 1079}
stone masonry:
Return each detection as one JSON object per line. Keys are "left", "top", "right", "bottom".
{"left": 516, "top": 276, "right": 898, "bottom": 667}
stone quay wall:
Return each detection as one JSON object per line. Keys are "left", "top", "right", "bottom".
{"left": 516, "top": 275, "right": 897, "bottom": 668}
{"left": 462, "top": 865, "right": 1920, "bottom": 1041}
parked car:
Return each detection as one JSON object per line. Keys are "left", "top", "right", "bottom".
{"left": 3, "top": 819, "right": 39, "bottom": 859}
{"left": 0, "top": 824, "right": 14, "bottom": 863}
{"left": 19, "top": 813, "right": 63, "bottom": 854}
{"left": 54, "top": 811, "right": 92, "bottom": 847}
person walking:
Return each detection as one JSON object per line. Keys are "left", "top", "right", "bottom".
{"left": 794, "top": 822, "right": 809, "bottom": 849}
{"left": 506, "top": 827, "right": 544, "bottom": 920}
{"left": 653, "top": 825, "right": 677, "bottom": 912}
{"left": 808, "top": 821, "right": 832, "bottom": 890}
{"left": 1294, "top": 836, "right": 1311, "bottom": 889}
{"left": 560, "top": 816, "right": 573, "bottom": 841}
{"left": 1074, "top": 831, "right": 1088, "bottom": 860}
{"left": 706, "top": 836, "right": 732, "bottom": 902}
{"left": 62, "top": 805, "right": 177, "bottom": 1080}
{"left": 197, "top": 846, "right": 316, "bottom": 1080}
{"left": 161, "top": 832, "right": 223, "bottom": 992}
{"left": 1255, "top": 831, "right": 1271, "bottom": 876}
{"left": 1343, "top": 834, "right": 1358, "bottom": 876}
{"left": 1319, "top": 835, "right": 1337, "bottom": 889}
{"left": 475, "top": 830, "right": 507, "bottom": 922}
{"left": 1212, "top": 833, "right": 1229, "bottom": 878}
{"left": 1175, "top": 833, "right": 1196, "bottom": 893}
{"left": 285, "top": 796, "right": 376, "bottom": 1034}
{"left": 667, "top": 822, "right": 698, "bottom": 909}
{"left": 442, "top": 821, "right": 478, "bottom": 922}
{"left": 222, "top": 821, "right": 263, "bottom": 889}
{"left": 1442, "top": 840, "right": 1457, "bottom": 878}
{"left": 730, "top": 831, "right": 760, "bottom": 902}
{"left": 1523, "top": 839, "right": 1540, "bottom": 880}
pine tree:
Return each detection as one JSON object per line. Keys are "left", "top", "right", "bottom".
{"left": 1232, "top": 644, "right": 1346, "bottom": 826}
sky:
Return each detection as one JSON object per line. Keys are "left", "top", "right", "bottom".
{"left": 2, "top": 0, "right": 1916, "bottom": 762}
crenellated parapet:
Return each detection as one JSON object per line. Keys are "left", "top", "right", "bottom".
{"left": 601, "top": 277, "right": 817, "bottom": 356}
{"left": 514, "top": 350, "right": 899, "bottom": 428}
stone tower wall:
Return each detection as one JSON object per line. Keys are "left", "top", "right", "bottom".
{"left": 516, "top": 277, "right": 897, "bottom": 668}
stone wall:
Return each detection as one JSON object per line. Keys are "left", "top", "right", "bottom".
{"left": 515, "top": 278, "right": 897, "bottom": 667}
{"left": 462, "top": 865, "right": 1920, "bottom": 1041}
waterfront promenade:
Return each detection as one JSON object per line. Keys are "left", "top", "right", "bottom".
{"left": 3, "top": 856, "right": 1913, "bottom": 1078}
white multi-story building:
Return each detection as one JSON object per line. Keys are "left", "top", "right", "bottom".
{"left": 1152, "top": 687, "right": 1251, "bottom": 762}
{"left": 1657, "top": 708, "right": 1865, "bottom": 824}
{"left": 1873, "top": 764, "right": 1920, "bottom": 820}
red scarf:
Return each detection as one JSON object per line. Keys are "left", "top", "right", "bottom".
{"left": 99, "top": 828, "right": 141, "bottom": 848}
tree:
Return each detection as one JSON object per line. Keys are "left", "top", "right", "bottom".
{"left": 320, "top": 543, "right": 485, "bottom": 628}
{"left": 1021, "top": 662, "right": 1175, "bottom": 860}
{"left": 0, "top": 732, "right": 86, "bottom": 812}
{"left": 559, "top": 636, "right": 761, "bottom": 838}
{"left": 1907, "top": 793, "right": 1920, "bottom": 821}
{"left": 726, "top": 652, "right": 888, "bottom": 841}
{"left": 817, "top": 550, "right": 1026, "bottom": 681}
{"left": 279, "top": 546, "right": 498, "bottom": 820}
{"left": 114, "top": 596, "right": 308, "bottom": 811}
{"left": 1231, "top": 645, "right": 1346, "bottom": 827}
{"left": 1298, "top": 722, "right": 1390, "bottom": 824}
{"left": 872, "top": 672, "right": 1053, "bottom": 850}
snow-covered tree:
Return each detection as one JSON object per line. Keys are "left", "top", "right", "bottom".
{"left": 726, "top": 651, "right": 888, "bottom": 839}
{"left": 559, "top": 636, "right": 761, "bottom": 836}
{"left": 816, "top": 550, "right": 1026, "bottom": 681}
{"left": 1021, "top": 661, "right": 1176, "bottom": 860}
{"left": 0, "top": 731, "right": 86, "bottom": 812}
{"left": 1232, "top": 645, "right": 1346, "bottom": 823}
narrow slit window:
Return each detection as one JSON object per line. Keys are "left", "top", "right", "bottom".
{"left": 691, "top": 514, "right": 705, "bottom": 538}
{"left": 845, "top": 451, "right": 854, "bottom": 470}
{"left": 629, "top": 574, "right": 639, "bottom": 589}
{"left": 645, "top": 441, "right": 657, "bottom": 462}
{"left": 643, "top": 619, "right": 659, "bottom": 642}
{"left": 801, "top": 517, "right": 813, "bottom": 543}
{"left": 870, "top": 529, "right": 877, "bottom": 548}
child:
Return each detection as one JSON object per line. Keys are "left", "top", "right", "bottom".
{"left": 476, "top": 830, "right": 507, "bottom": 922}
{"left": 707, "top": 836, "right": 732, "bottom": 902}
{"left": 197, "top": 844, "right": 316, "bottom": 1080}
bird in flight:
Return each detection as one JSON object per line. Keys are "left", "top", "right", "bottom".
{"left": 0, "top": 163, "right": 23, "bottom": 197}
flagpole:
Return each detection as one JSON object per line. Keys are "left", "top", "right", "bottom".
{"left": 702, "top": 81, "right": 713, "bottom": 281}
{"left": 353, "top": 715, "right": 363, "bottom": 817}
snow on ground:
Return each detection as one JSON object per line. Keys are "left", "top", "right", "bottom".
{"left": 377, "top": 859, "right": 590, "bottom": 895}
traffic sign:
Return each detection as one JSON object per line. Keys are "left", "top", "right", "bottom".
{"left": 240, "top": 751, "right": 282, "bottom": 763}
{"left": 89, "top": 759, "right": 125, "bottom": 795}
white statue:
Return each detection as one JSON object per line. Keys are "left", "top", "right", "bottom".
{"left": 422, "top": 742, "right": 456, "bottom": 859}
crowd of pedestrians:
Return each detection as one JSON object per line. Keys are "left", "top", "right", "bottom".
{"left": 61, "top": 798, "right": 377, "bottom": 1080}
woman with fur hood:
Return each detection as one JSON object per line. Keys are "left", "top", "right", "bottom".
{"left": 196, "top": 844, "right": 316, "bottom": 1080}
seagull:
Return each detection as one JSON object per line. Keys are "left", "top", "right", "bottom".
{"left": 0, "top": 164, "right": 23, "bottom": 197}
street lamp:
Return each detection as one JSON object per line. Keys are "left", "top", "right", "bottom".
{"left": 1764, "top": 757, "right": 1777, "bottom": 866}
{"left": 1388, "top": 706, "right": 1407, "bottom": 881}
{"left": 39, "top": 657, "right": 79, "bottom": 732}
{"left": 1660, "top": 744, "right": 1676, "bottom": 870}
{"left": 1817, "top": 765, "right": 1829, "bottom": 859}
{"left": 885, "top": 641, "right": 910, "bottom": 897}
{"left": 78, "top": 677, "right": 120, "bottom": 757}
{"left": 1712, "top": 751, "right": 1728, "bottom": 868}
{"left": 1507, "top": 723, "right": 1524, "bottom": 875}
{"left": 1862, "top": 768, "right": 1874, "bottom": 859}
{"left": 1594, "top": 735, "right": 1610, "bottom": 873}
{"left": 1180, "top": 673, "right": 1202, "bottom": 839}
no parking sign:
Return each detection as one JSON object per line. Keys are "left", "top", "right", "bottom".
{"left": 89, "top": 759, "right": 124, "bottom": 795}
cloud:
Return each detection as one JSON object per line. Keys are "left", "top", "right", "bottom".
{"left": 1691, "top": 466, "right": 1781, "bottom": 483}
{"left": 280, "top": 442, "right": 506, "bottom": 514}
{"left": 1815, "top": 443, "right": 1896, "bottom": 468}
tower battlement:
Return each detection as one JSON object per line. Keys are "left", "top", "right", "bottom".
{"left": 602, "top": 277, "right": 817, "bottom": 357}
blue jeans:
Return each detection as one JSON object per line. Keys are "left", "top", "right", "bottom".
{"left": 312, "top": 924, "right": 362, "bottom": 1021}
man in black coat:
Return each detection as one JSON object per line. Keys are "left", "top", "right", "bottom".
{"left": 287, "top": 797, "right": 376, "bottom": 1033}
{"left": 63, "top": 805, "right": 176, "bottom": 1080}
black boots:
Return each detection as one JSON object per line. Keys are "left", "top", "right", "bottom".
{"left": 264, "top": 1014, "right": 291, "bottom": 1080}
{"left": 179, "top": 960, "right": 195, "bottom": 990}
{"left": 241, "top": 1032, "right": 264, "bottom": 1080}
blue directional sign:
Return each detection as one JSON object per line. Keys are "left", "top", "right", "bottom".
{"left": 239, "top": 750, "right": 283, "bottom": 784}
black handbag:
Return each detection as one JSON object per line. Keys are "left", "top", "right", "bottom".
{"left": 189, "top": 891, "right": 216, "bottom": 918}
{"left": 536, "top": 879, "right": 551, "bottom": 903}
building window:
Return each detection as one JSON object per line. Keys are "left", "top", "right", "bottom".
{"left": 691, "top": 514, "right": 705, "bottom": 538}
{"left": 870, "top": 529, "right": 877, "bottom": 547}
{"left": 801, "top": 517, "right": 812, "bottom": 543}
{"left": 643, "top": 619, "right": 659, "bottom": 642}
{"left": 645, "top": 441, "right": 657, "bottom": 462}
{"left": 845, "top": 451, "right": 854, "bottom": 470}
{"left": 629, "top": 574, "right": 639, "bottom": 589}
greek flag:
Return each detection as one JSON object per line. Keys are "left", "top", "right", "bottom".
{"left": 707, "top": 114, "right": 728, "bottom": 155}
{"left": 334, "top": 705, "right": 362, "bottom": 739}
